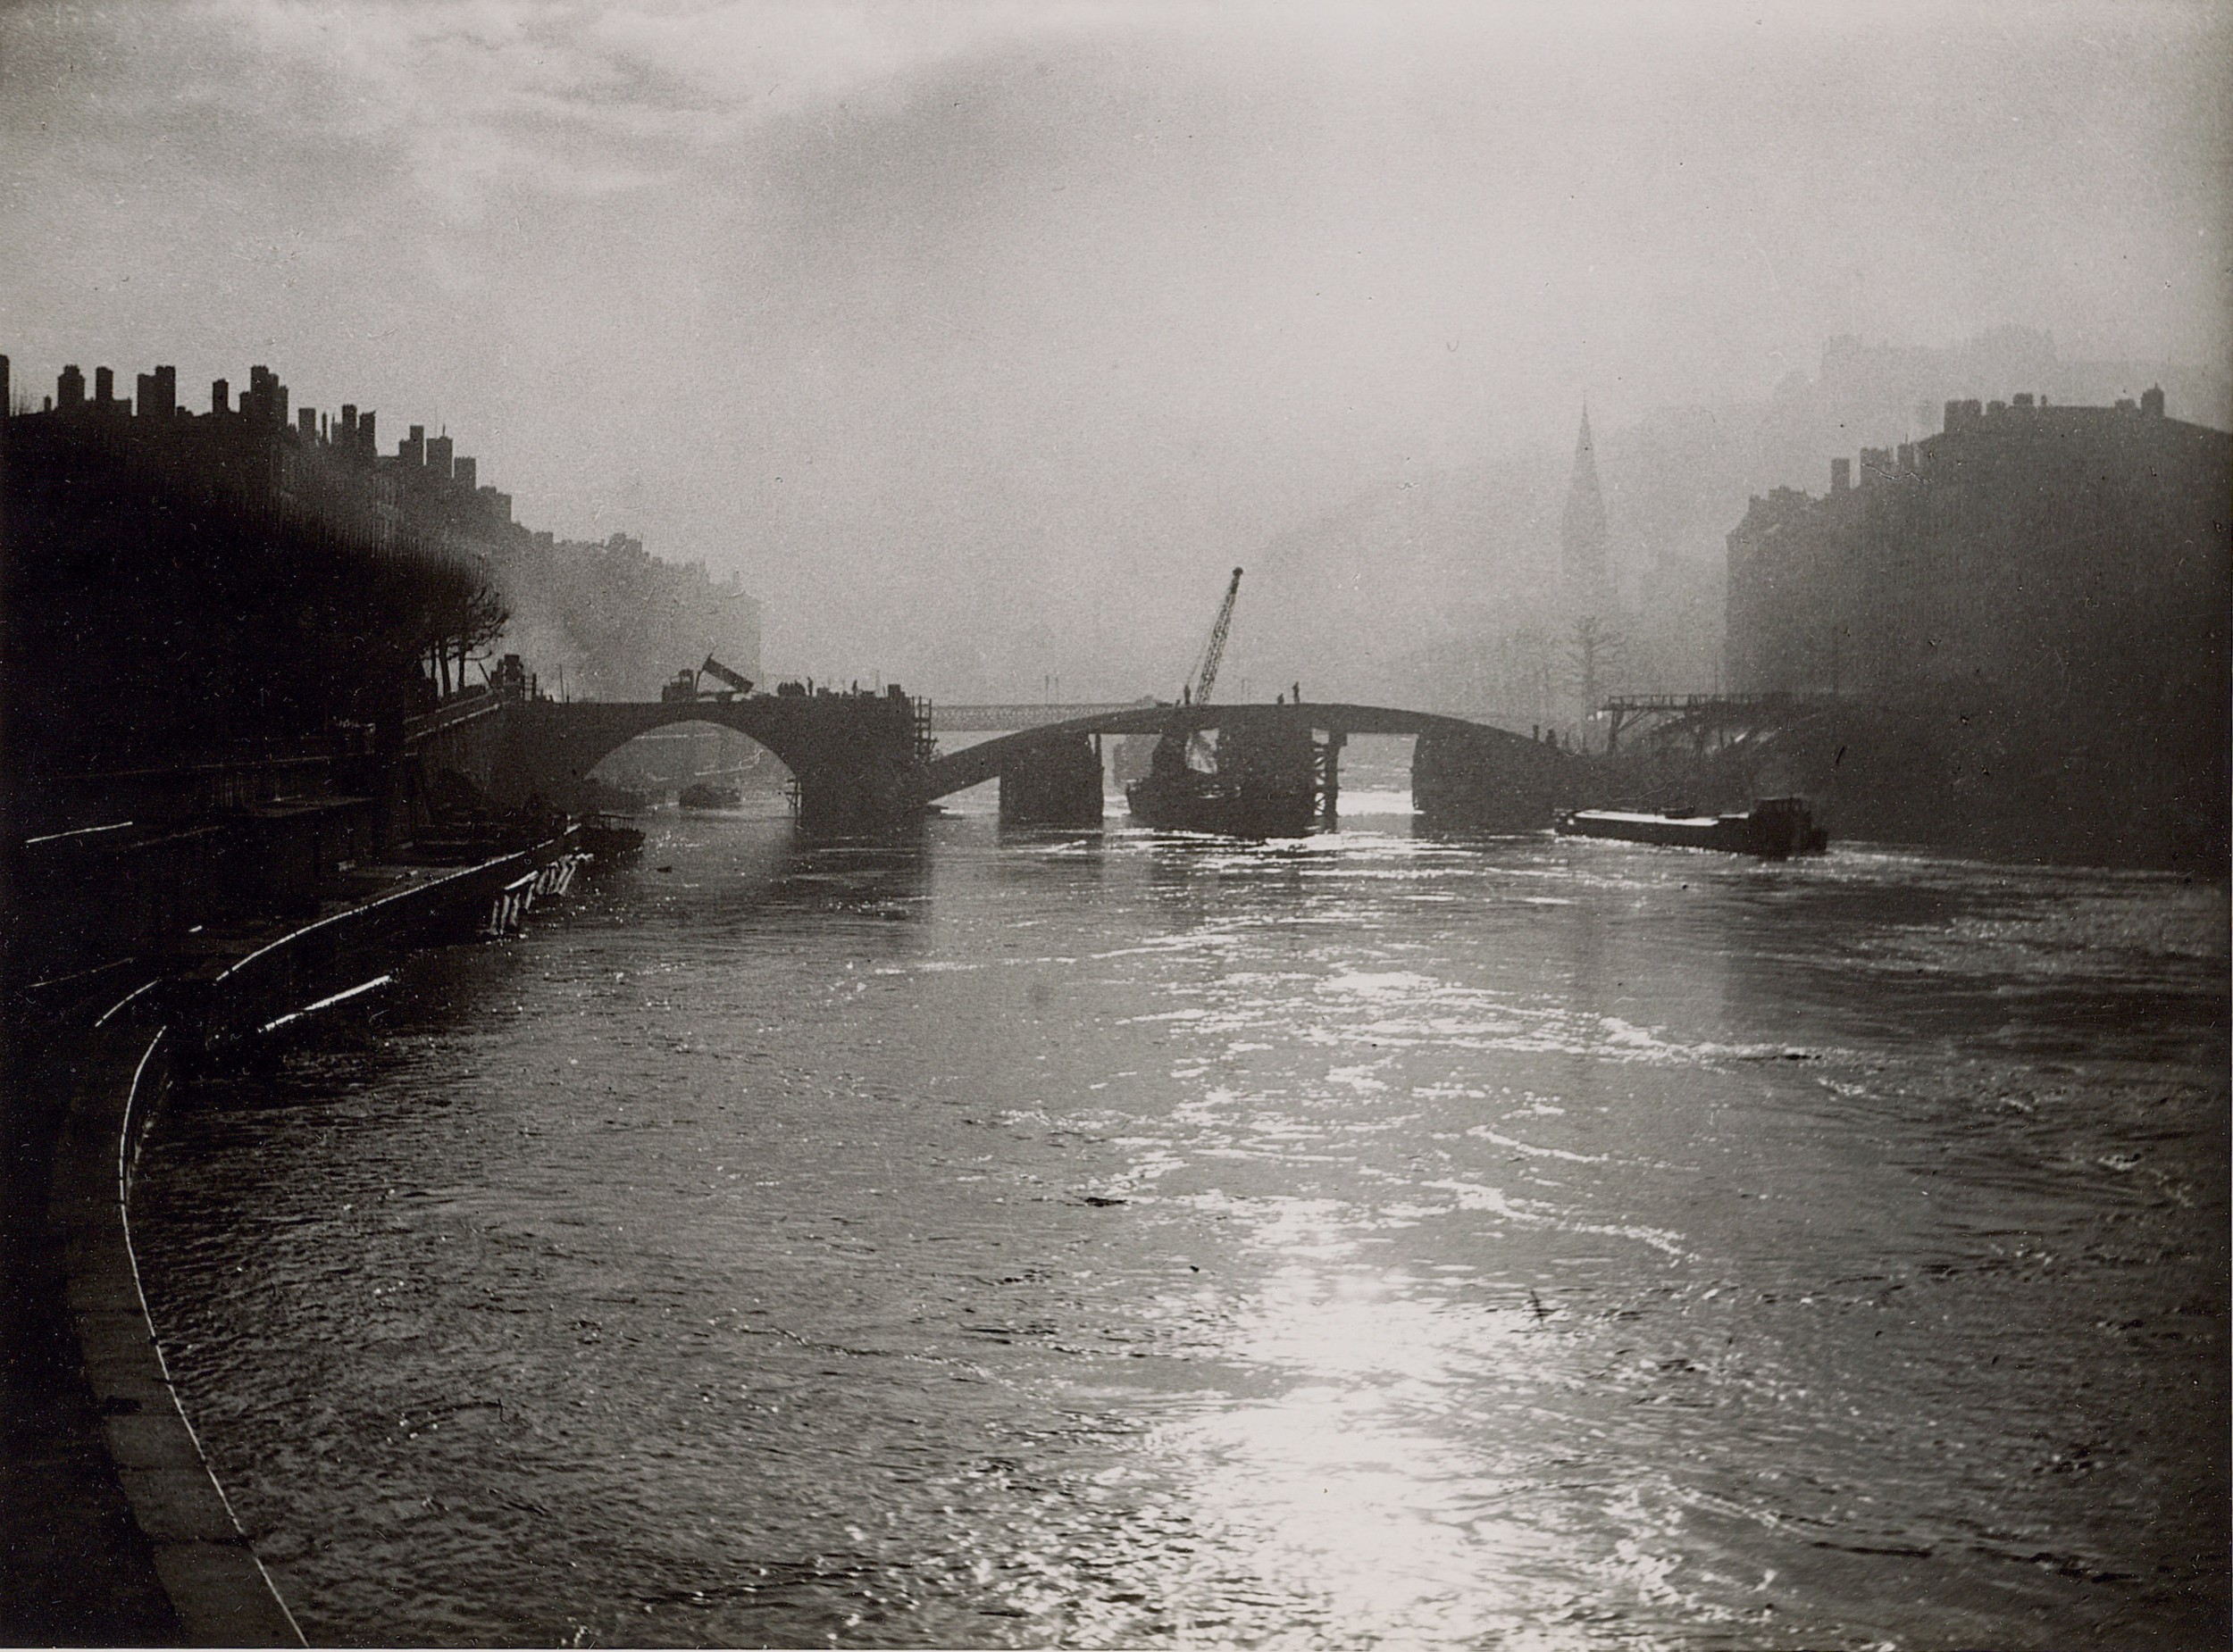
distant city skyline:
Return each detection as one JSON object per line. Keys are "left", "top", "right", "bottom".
{"left": 4, "top": 1, "right": 2225, "bottom": 695}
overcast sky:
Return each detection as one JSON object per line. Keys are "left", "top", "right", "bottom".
{"left": 4, "top": 0, "right": 2226, "bottom": 689}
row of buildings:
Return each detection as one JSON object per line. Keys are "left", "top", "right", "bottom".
{"left": 1719, "top": 385, "right": 2228, "bottom": 868}
{"left": 1725, "top": 386, "right": 2225, "bottom": 704}
{"left": 11, "top": 355, "right": 529, "bottom": 553}
{"left": 4, "top": 354, "right": 761, "bottom": 698}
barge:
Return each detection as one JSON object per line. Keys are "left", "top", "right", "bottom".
{"left": 1125, "top": 763, "right": 1317, "bottom": 839}
{"left": 1558, "top": 797, "right": 1827, "bottom": 858}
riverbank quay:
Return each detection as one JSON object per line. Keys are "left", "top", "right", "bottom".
{"left": 3, "top": 841, "right": 582, "bottom": 1644}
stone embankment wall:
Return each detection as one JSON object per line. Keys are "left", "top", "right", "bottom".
{"left": 12, "top": 843, "right": 571, "bottom": 1644}
{"left": 47, "top": 1010, "right": 305, "bottom": 1645}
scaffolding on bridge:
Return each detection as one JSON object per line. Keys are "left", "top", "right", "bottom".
{"left": 1601, "top": 693, "right": 1837, "bottom": 755}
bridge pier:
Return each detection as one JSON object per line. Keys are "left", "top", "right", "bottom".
{"left": 998, "top": 732, "right": 1104, "bottom": 828}
{"left": 790, "top": 763, "right": 924, "bottom": 834}
{"left": 1215, "top": 714, "right": 1319, "bottom": 814}
{"left": 1411, "top": 728, "right": 1577, "bottom": 833}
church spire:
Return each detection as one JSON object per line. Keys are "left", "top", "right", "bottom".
{"left": 1560, "top": 404, "right": 1610, "bottom": 611}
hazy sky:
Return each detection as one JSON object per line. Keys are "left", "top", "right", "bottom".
{"left": 4, "top": 1, "right": 2226, "bottom": 690}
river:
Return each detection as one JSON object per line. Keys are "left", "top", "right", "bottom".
{"left": 138, "top": 790, "right": 2228, "bottom": 1648}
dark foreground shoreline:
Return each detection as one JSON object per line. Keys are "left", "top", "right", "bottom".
{"left": 3, "top": 847, "right": 577, "bottom": 1646}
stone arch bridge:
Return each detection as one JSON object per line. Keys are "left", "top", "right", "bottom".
{"left": 431, "top": 693, "right": 1582, "bottom": 832}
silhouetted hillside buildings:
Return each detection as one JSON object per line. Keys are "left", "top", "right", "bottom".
{"left": 4, "top": 353, "right": 761, "bottom": 703}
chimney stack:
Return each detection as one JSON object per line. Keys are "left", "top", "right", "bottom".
{"left": 136, "top": 364, "right": 177, "bottom": 421}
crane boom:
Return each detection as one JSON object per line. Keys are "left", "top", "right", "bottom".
{"left": 1187, "top": 567, "right": 1244, "bottom": 705}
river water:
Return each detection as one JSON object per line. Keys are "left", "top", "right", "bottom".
{"left": 138, "top": 790, "right": 2227, "bottom": 1649}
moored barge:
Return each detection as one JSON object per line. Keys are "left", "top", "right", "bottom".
{"left": 1558, "top": 797, "right": 1827, "bottom": 858}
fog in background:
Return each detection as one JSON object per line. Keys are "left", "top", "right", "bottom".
{"left": 5, "top": 1, "right": 2227, "bottom": 703}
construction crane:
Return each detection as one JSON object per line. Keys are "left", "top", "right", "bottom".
{"left": 1161, "top": 565, "right": 1242, "bottom": 772}
{"left": 1181, "top": 567, "right": 1244, "bottom": 706}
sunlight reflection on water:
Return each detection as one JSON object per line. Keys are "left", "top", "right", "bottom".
{"left": 138, "top": 811, "right": 2227, "bottom": 1648}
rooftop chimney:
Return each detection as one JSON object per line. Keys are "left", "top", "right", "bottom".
{"left": 137, "top": 365, "right": 177, "bottom": 421}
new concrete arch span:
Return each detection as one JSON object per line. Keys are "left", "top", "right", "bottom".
{"left": 922, "top": 702, "right": 1585, "bottom": 829}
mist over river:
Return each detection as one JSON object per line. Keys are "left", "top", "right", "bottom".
{"left": 138, "top": 796, "right": 2227, "bottom": 1649}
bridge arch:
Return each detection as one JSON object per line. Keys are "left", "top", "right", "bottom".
{"left": 507, "top": 695, "right": 924, "bottom": 829}
{"left": 584, "top": 715, "right": 790, "bottom": 803}
{"left": 917, "top": 702, "right": 1576, "bottom": 803}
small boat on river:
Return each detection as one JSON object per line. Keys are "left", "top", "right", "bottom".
{"left": 579, "top": 813, "right": 645, "bottom": 864}
{"left": 1558, "top": 797, "right": 1827, "bottom": 858}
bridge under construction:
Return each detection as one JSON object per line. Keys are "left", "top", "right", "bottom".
{"left": 425, "top": 684, "right": 1587, "bottom": 836}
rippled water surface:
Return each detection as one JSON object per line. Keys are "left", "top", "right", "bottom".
{"left": 139, "top": 802, "right": 2229, "bottom": 1648}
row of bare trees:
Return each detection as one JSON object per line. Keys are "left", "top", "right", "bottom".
{"left": 422, "top": 577, "right": 511, "bottom": 698}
